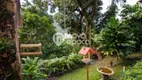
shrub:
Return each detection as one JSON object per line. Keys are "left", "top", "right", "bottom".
{"left": 41, "top": 53, "right": 83, "bottom": 76}
{"left": 121, "top": 4, "right": 142, "bottom": 51}
{"left": 43, "top": 43, "right": 74, "bottom": 59}
{"left": 92, "top": 17, "right": 136, "bottom": 59}
{"left": 22, "top": 53, "right": 83, "bottom": 79}
{"left": 120, "top": 61, "right": 142, "bottom": 80}
{"left": 22, "top": 57, "right": 47, "bottom": 80}
{"left": 43, "top": 42, "right": 82, "bottom": 59}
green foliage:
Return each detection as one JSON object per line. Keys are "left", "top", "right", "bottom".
{"left": 120, "top": 61, "right": 142, "bottom": 80}
{"left": 0, "top": 38, "right": 9, "bottom": 53}
{"left": 19, "top": 11, "right": 55, "bottom": 44}
{"left": 121, "top": 4, "right": 142, "bottom": 50}
{"left": 43, "top": 41, "right": 82, "bottom": 59}
{"left": 93, "top": 17, "right": 135, "bottom": 59}
{"left": 96, "top": 0, "right": 126, "bottom": 32}
{"left": 121, "top": 4, "right": 142, "bottom": 18}
{"left": 19, "top": 11, "right": 56, "bottom": 56}
{"left": 41, "top": 53, "right": 83, "bottom": 76}
{"left": 22, "top": 53, "right": 82, "bottom": 79}
{"left": 22, "top": 57, "right": 47, "bottom": 80}
{"left": 20, "top": 2, "right": 77, "bottom": 59}
{"left": 22, "top": 0, "right": 48, "bottom": 16}
{"left": 43, "top": 42, "right": 73, "bottom": 59}
{"left": 54, "top": 0, "right": 103, "bottom": 35}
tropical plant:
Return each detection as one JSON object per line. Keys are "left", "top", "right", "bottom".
{"left": 41, "top": 53, "right": 83, "bottom": 77}
{"left": 67, "top": 53, "right": 82, "bottom": 69}
{"left": 43, "top": 42, "right": 74, "bottom": 59}
{"left": 120, "top": 61, "right": 142, "bottom": 80}
{"left": 120, "top": 4, "right": 142, "bottom": 51}
{"left": 93, "top": 17, "right": 136, "bottom": 59}
{"left": 22, "top": 57, "right": 47, "bottom": 80}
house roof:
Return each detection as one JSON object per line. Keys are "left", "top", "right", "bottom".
{"left": 78, "top": 47, "right": 96, "bottom": 56}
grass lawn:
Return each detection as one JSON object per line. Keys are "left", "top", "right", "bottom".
{"left": 57, "top": 52, "right": 142, "bottom": 80}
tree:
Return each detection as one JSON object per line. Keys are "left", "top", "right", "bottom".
{"left": 120, "top": 4, "right": 142, "bottom": 51}
{"left": 22, "top": 0, "right": 48, "bottom": 16}
{"left": 0, "top": 0, "right": 18, "bottom": 80}
{"left": 96, "top": 0, "right": 118, "bottom": 32}
{"left": 54, "top": 0, "right": 103, "bottom": 43}
{"left": 93, "top": 17, "right": 135, "bottom": 59}
{"left": 21, "top": 0, "right": 80, "bottom": 58}
{"left": 96, "top": 0, "right": 127, "bottom": 32}
{"left": 19, "top": 10, "right": 56, "bottom": 54}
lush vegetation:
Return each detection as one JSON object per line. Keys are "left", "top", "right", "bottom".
{"left": 1, "top": 0, "right": 142, "bottom": 80}
{"left": 93, "top": 17, "right": 135, "bottom": 59}
{"left": 92, "top": 3, "right": 142, "bottom": 59}
{"left": 22, "top": 57, "right": 47, "bottom": 80}
{"left": 22, "top": 53, "right": 83, "bottom": 79}
{"left": 20, "top": 0, "right": 142, "bottom": 80}
{"left": 120, "top": 61, "right": 142, "bottom": 80}
{"left": 121, "top": 4, "right": 142, "bottom": 51}
{"left": 58, "top": 53, "right": 142, "bottom": 80}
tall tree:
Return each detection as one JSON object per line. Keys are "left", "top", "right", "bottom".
{"left": 96, "top": 0, "right": 126, "bottom": 32}
{"left": 0, "top": 0, "right": 19, "bottom": 80}
{"left": 120, "top": 3, "right": 142, "bottom": 50}
{"left": 22, "top": 0, "right": 50, "bottom": 17}
{"left": 93, "top": 17, "right": 135, "bottom": 59}
{"left": 54, "top": 0, "right": 103, "bottom": 46}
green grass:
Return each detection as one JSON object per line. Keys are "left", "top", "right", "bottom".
{"left": 57, "top": 57, "right": 120, "bottom": 80}
{"left": 57, "top": 65, "right": 101, "bottom": 80}
{"left": 57, "top": 53, "right": 142, "bottom": 80}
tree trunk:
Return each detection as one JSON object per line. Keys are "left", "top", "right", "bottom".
{"left": 85, "top": 20, "right": 92, "bottom": 47}
{"left": 0, "top": 0, "right": 22, "bottom": 80}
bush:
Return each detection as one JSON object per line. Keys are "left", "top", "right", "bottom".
{"left": 43, "top": 41, "right": 82, "bottom": 59}
{"left": 22, "top": 57, "right": 47, "bottom": 80}
{"left": 92, "top": 17, "right": 136, "bottom": 59}
{"left": 22, "top": 53, "right": 83, "bottom": 79}
{"left": 121, "top": 4, "right": 142, "bottom": 51}
{"left": 41, "top": 53, "right": 83, "bottom": 76}
{"left": 120, "top": 61, "right": 142, "bottom": 80}
{"left": 43, "top": 43, "right": 74, "bottom": 59}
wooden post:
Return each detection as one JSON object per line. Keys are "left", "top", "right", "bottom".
{"left": 83, "top": 56, "right": 85, "bottom": 59}
{"left": 86, "top": 64, "right": 89, "bottom": 80}
{"left": 88, "top": 52, "right": 90, "bottom": 60}
{"left": 82, "top": 59, "right": 91, "bottom": 80}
